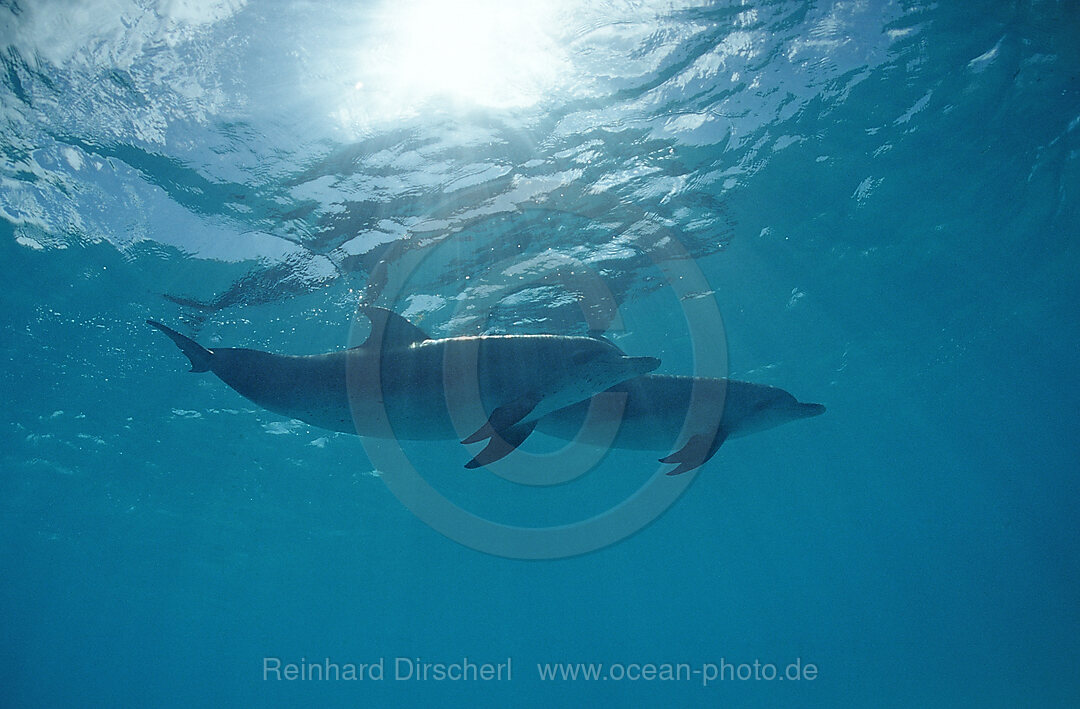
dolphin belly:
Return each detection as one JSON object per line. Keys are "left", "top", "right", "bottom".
{"left": 534, "top": 375, "right": 714, "bottom": 451}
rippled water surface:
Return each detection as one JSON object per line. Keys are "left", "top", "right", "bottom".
{"left": 3, "top": 0, "right": 1079, "bottom": 706}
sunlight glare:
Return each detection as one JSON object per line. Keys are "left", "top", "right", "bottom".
{"left": 353, "top": 0, "right": 567, "bottom": 119}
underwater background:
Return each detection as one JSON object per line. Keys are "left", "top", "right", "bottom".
{"left": 2, "top": 0, "right": 1078, "bottom": 706}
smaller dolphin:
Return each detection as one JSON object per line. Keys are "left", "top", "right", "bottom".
{"left": 534, "top": 375, "right": 825, "bottom": 475}
{"left": 148, "top": 308, "right": 660, "bottom": 467}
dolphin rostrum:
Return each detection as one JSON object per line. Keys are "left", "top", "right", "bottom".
{"left": 148, "top": 307, "right": 660, "bottom": 468}
{"left": 534, "top": 375, "right": 825, "bottom": 475}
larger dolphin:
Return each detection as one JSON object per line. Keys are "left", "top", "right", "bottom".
{"left": 534, "top": 375, "right": 825, "bottom": 475}
{"left": 148, "top": 307, "right": 660, "bottom": 467}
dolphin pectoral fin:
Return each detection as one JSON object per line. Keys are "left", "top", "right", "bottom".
{"left": 660, "top": 430, "right": 728, "bottom": 476}
{"left": 461, "top": 392, "right": 545, "bottom": 467}
{"left": 461, "top": 421, "right": 496, "bottom": 446}
{"left": 464, "top": 421, "right": 538, "bottom": 468}
{"left": 355, "top": 306, "right": 431, "bottom": 348}
{"left": 461, "top": 392, "right": 542, "bottom": 445}
{"left": 147, "top": 320, "right": 214, "bottom": 373}
{"left": 663, "top": 461, "right": 704, "bottom": 477}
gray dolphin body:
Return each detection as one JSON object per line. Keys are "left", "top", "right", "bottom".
{"left": 148, "top": 307, "right": 660, "bottom": 467}
{"left": 534, "top": 375, "right": 826, "bottom": 475}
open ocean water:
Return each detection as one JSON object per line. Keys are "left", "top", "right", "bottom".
{"left": 2, "top": 0, "right": 1078, "bottom": 706}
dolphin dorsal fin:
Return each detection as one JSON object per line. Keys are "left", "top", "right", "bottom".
{"left": 586, "top": 329, "right": 617, "bottom": 346}
{"left": 356, "top": 306, "right": 431, "bottom": 348}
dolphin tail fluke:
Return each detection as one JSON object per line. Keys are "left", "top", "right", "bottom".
{"left": 464, "top": 421, "right": 538, "bottom": 469}
{"left": 147, "top": 320, "right": 213, "bottom": 373}
{"left": 660, "top": 430, "right": 728, "bottom": 476}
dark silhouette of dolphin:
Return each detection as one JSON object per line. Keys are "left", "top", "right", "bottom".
{"left": 534, "top": 374, "right": 825, "bottom": 475}
{"left": 149, "top": 307, "right": 823, "bottom": 474}
{"left": 148, "top": 307, "right": 659, "bottom": 468}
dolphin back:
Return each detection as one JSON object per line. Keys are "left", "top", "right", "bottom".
{"left": 147, "top": 320, "right": 213, "bottom": 373}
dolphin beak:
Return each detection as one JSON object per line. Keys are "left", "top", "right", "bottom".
{"left": 625, "top": 356, "right": 661, "bottom": 377}
{"left": 797, "top": 402, "right": 826, "bottom": 418}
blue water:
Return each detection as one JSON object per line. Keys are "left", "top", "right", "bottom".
{"left": 3, "top": 0, "right": 1079, "bottom": 706}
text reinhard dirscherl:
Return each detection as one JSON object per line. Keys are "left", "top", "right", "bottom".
{"left": 263, "top": 657, "right": 512, "bottom": 682}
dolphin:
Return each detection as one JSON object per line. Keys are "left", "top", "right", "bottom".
{"left": 534, "top": 375, "right": 825, "bottom": 475}
{"left": 147, "top": 307, "right": 660, "bottom": 468}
